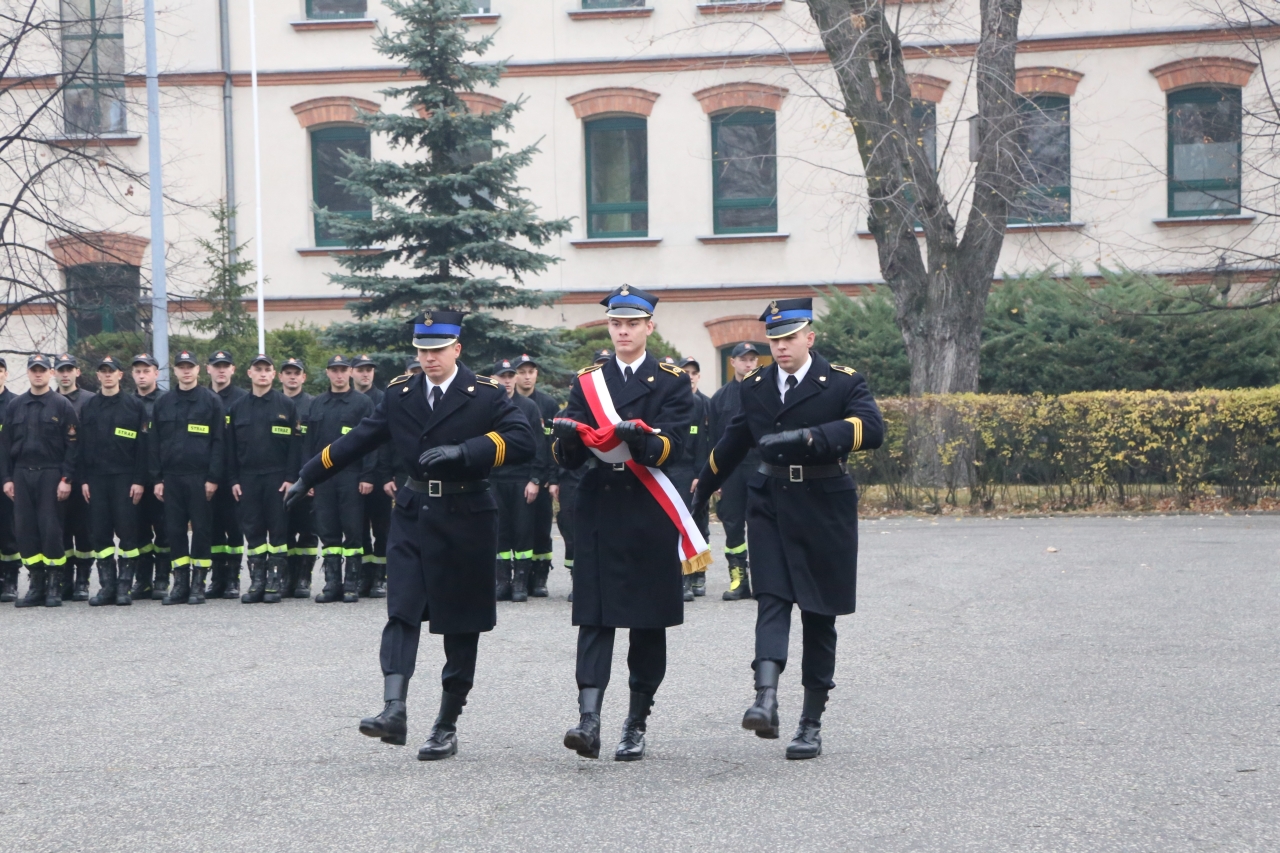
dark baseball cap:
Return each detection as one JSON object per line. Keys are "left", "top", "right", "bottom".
{"left": 326, "top": 354, "right": 351, "bottom": 369}
{"left": 659, "top": 355, "right": 678, "bottom": 366}
{"left": 514, "top": 353, "right": 539, "bottom": 369}
{"left": 131, "top": 353, "right": 159, "bottom": 367}
{"left": 679, "top": 356, "right": 700, "bottom": 371}
{"left": 96, "top": 355, "right": 124, "bottom": 372}
{"left": 351, "top": 354, "right": 376, "bottom": 369}
{"left": 174, "top": 350, "right": 198, "bottom": 366}
{"left": 250, "top": 353, "right": 273, "bottom": 367}
{"left": 730, "top": 342, "right": 760, "bottom": 358}
{"left": 281, "top": 357, "right": 305, "bottom": 372}
{"left": 207, "top": 350, "right": 234, "bottom": 366}
{"left": 27, "top": 354, "right": 51, "bottom": 369}
{"left": 405, "top": 357, "right": 422, "bottom": 373}
{"left": 592, "top": 348, "right": 613, "bottom": 364}
{"left": 492, "top": 358, "right": 516, "bottom": 376}
{"left": 53, "top": 353, "right": 78, "bottom": 369}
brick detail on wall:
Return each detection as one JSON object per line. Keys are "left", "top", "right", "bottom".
{"left": 567, "top": 87, "right": 661, "bottom": 119}
{"left": 1015, "top": 67, "right": 1084, "bottom": 97}
{"left": 48, "top": 232, "right": 149, "bottom": 269}
{"left": 458, "top": 92, "right": 506, "bottom": 115}
{"left": 692, "top": 82, "right": 788, "bottom": 114}
{"left": 1150, "top": 57, "right": 1257, "bottom": 92}
{"left": 704, "top": 314, "right": 767, "bottom": 348}
{"left": 290, "top": 96, "right": 381, "bottom": 128}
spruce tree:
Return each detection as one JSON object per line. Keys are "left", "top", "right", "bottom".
{"left": 320, "top": 0, "right": 571, "bottom": 379}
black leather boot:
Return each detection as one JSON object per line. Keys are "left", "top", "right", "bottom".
{"left": 15, "top": 566, "right": 45, "bottom": 608}
{"left": 71, "top": 559, "right": 91, "bottom": 601}
{"left": 294, "top": 555, "right": 313, "bottom": 598}
{"left": 494, "top": 557, "right": 512, "bottom": 601}
{"left": 263, "top": 554, "right": 284, "bottom": 603}
{"left": 280, "top": 556, "right": 297, "bottom": 599}
{"left": 151, "top": 557, "right": 170, "bottom": 601}
{"left": 223, "top": 557, "right": 241, "bottom": 599}
{"left": 206, "top": 556, "right": 227, "bottom": 599}
{"left": 115, "top": 558, "right": 135, "bottom": 605}
{"left": 369, "top": 562, "right": 387, "bottom": 598}
{"left": 786, "top": 688, "right": 828, "bottom": 760}
{"left": 241, "top": 556, "right": 266, "bottom": 604}
{"left": 615, "top": 691, "right": 653, "bottom": 761}
{"left": 359, "top": 674, "right": 408, "bottom": 745}
{"left": 88, "top": 559, "right": 117, "bottom": 607}
{"left": 691, "top": 571, "right": 707, "bottom": 597}
{"left": 314, "top": 555, "right": 343, "bottom": 603}
{"left": 163, "top": 566, "right": 190, "bottom": 605}
{"left": 188, "top": 566, "right": 207, "bottom": 604}
{"left": 343, "top": 555, "right": 361, "bottom": 603}
{"left": 529, "top": 560, "right": 550, "bottom": 598}
{"left": 417, "top": 691, "right": 466, "bottom": 761}
{"left": 563, "top": 687, "right": 604, "bottom": 759}
{"left": 0, "top": 561, "right": 20, "bottom": 603}
{"left": 566, "top": 563, "right": 573, "bottom": 602}
{"left": 742, "top": 660, "right": 781, "bottom": 739}
{"left": 511, "top": 559, "right": 531, "bottom": 603}
{"left": 132, "top": 552, "right": 153, "bottom": 600}
{"left": 722, "top": 552, "right": 753, "bottom": 601}
{"left": 682, "top": 573, "right": 694, "bottom": 602}
{"left": 46, "top": 566, "right": 65, "bottom": 607}
{"left": 358, "top": 560, "right": 374, "bottom": 598}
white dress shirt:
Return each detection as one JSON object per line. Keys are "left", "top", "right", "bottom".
{"left": 425, "top": 366, "right": 458, "bottom": 408}
{"left": 777, "top": 354, "right": 812, "bottom": 400}
{"left": 615, "top": 352, "right": 647, "bottom": 380}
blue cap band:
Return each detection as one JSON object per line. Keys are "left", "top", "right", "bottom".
{"left": 767, "top": 309, "right": 812, "bottom": 323}
{"left": 414, "top": 323, "right": 461, "bottom": 337}
{"left": 608, "top": 294, "right": 654, "bottom": 312}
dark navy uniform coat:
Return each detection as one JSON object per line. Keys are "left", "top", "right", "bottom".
{"left": 696, "top": 352, "right": 884, "bottom": 615}
{"left": 554, "top": 353, "right": 694, "bottom": 630}
{"left": 298, "top": 363, "right": 536, "bottom": 635}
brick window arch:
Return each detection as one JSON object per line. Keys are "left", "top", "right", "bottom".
{"left": 49, "top": 232, "right": 148, "bottom": 345}
{"left": 1150, "top": 57, "right": 1257, "bottom": 92}
{"left": 567, "top": 87, "right": 661, "bottom": 119}
{"left": 1015, "top": 67, "right": 1084, "bottom": 97}
{"left": 291, "top": 96, "right": 381, "bottom": 129}
{"left": 704, "top": 315, "right": 766, "bottom": 348}
{"left": 458, "top": 92, "right": 506, "bottom": 115}
{"left": 692, "top": 82, "right": 788, "bottom": 115}
{"left": 48, "top": 231, "right": 148, "bottom": 268}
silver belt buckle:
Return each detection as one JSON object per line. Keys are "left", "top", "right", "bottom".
{"left": 788, "top": 465, "right": 803, "bottom": 482}
{"left": 428, "top": 480, "right": 443, "bottom": 497}
{"left": 611, "top": 463, "right": 626, "bottom": 472}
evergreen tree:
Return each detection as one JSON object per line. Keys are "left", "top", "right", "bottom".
{"left": 319, "top": 0, "right": 571, "bottom": 380}
{"left": 192, "top": 203, "right": 256, "bottom": 345}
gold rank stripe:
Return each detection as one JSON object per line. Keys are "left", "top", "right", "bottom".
{"left": 655, "top": 434, "right": 672, "bottom": 467}
{"left": 321, "top": 445, "right": 334, "bottom": 469}
{"left": 708, "top": 449, "right": 719, "bottom": 475}
{"left": 486, "top": 431, "right": 506, "bottom": 467}
{"left": 846, "top": 417, "right": 864, "bottom": 451}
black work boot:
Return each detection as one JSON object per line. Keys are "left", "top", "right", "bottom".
{"left": 46, "top": 566, "right": 65, "bottom": 607}
{"left": 241, "top": 556, "right": 266, "bottom": 604}
{"left": 786, "top": 688, "right": 828, "bottom": 760}
{"left": 88, "top": 559, "right": 118, "bottom": 607}
{"left": 163, "top": 566, "right": 190, "bottom": 605}
{"left": 72, "top": 560, "right": 92, "bottom": 601}
{"left": 188, "top": 566, "right": 207, "bottom": 604}
{"left": 529, "top": 560, "right": 550, "bottom": 598}
{"left": 314, "top": 555, "right": 343, "bottom": 603}
{"left": 15, "top": 566, "right": 45, "bottom": 608}
{"left": 511, "top": 559, "right": 531, "bottom": 603}
{"left": 132, "top": 553, "right": 153, "bottom": 601}
{"left": 0, "top": 561, "right": 19, "bottom": 603}
{"left": 682, "top": 574, "right": 694, "bottom": 602}
{"left": 263, "top": 554, "right": 284, "bottom": 604}
{"left": 280, "top": 556, "right": 297, "bottom": 599}
{"left": 615, "top": 691, "right": 653, "bottom": 761}
{"left": 742, "top": 660, "right": 781, "bottom": 739}
{"left": 359, "top": 674, "right": 408, "bottom": 745}
{"left": 369, "top": 563, "right": 387, "bottom": 598}
{"left": 223, "top": 557, "right": 242, "bottom": 599}
{"left": 563, "top": 687, "right": 604, "bottom": 759}
{"left": 494, "top": 557, "right": 512, "bottom": 601}
{"left": 566, "top": 564, "right": 573, "bottom": 602}
{"left": 358, "top": 561, "right": 374, "bottom": 598}
{"left": 294, "top": 556, "right": 313, "bottom": 598}
{"left": 343, "top": 555, "right": 362, "bottom": 603}
{"left": 114, "top": 559, "right": 135, "bottom": 605}
{"left": 418, "top": 691, "right": 467, "bottom": 761}
{"left": 206, "top": 556, "right": 227, "bottom": 600}
{"left": 722, "top": 553, "right": 753, "bottom": 601}
{"left": 691, "top": 571, "right": 707, "bottom": 597}
{"left": 151, "top": 557, "right": 171, "bottom": 601}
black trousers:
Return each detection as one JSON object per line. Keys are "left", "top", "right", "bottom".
{"left": 210, "top": 485, "right": 243, "bottom": 564}
{"left": 532, "top": 486, "right": 554, "bottom": 562}
{"left": 717, "top": 464, "right": 749, "bottom": 557}
{"left": 13, "top": 468, "right": 65, "bottom": 567}
{"left": 361, "top": 490, "right": 390, "bottom": 569}
{"left": 87, "top": 474, "right": 139, "bottom": 558}
{"left": 0, "top": 487, "right": 18, "bottom": 563}
{"left": 754, "top": 593, "right": 838, "bottom": 691}
{"left": 576, "top": 625, "right": 666, "bottom": 696}
{"left": 493, "top": 478, "right": 534, "bottom": 561}
{"left": 313, "top": 473, "right": 363, "bottom": 557}
{"left": 236, "top": 472, "right": 289, "bottom": 556}
{"left": 381, "top": 628, "right": 480, "bottom": 698}
{"left": 666, "top": 463, "right": 710, "bottom": 541}
{"left": 286, "top": 495, "right": 318, "bottom": 560}
{"left": 138, "top": 487, "right": 169, "bottom": 562}
{"left": 556, "top": 480, "right": 578, "bottom": 569}
{"left": 62, "top": 485, "right": 91, "bottom": 565}
{"left": 163, "top": 474, "right": 213, "bottom": 570}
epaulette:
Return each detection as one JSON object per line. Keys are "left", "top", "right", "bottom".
{"left": 831, "top": 365, "right": 857, "bottom": 376}
{"left": 659, "top": 362, "right": 684, "bottom": 377}
{"left": 387, "top": 373, "right": 411, "bottom": 387}
{"left": 743, "top": 366, "right": 762, "bottom": 380}
{"left": 475, "top": 376, "right": 498, "bottom": 387}
{"left": 577, "top": 363, "right": 603, "bottom": 376}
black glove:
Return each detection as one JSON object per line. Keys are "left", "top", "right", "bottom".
{"left": 283, "top": 479, "right": 309, "bottom": 511}
{"left": 613, "top": 420, "right": 649, "bottom": 456}
{"left": 690, "top": 485, "right": 711, "bottom": 523}
{"left": 757, "top": 428, "right": 812, "bottom": 453}
{"left": 552, "top": 418, "right": 581, "bottom": 443}
{"left": 419, "top": 444, "right": 467, "bottom": 469}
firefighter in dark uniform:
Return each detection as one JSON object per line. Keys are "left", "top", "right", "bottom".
{"left": 2, "top": 355, "right": 78, "bottom": 607}
{"left": 681, "top": 355, "right": 713, "bottom": 594}
{"left": 286, "top": 311, "right": 536, "bottom": 761}
{"left": 353, "top": 353, "right": 393, "bottom": 599}
{"left": 693, "top": 299, "right": 884, "bottom": 759}
{"left": 206, "top": 350, "right": 247, "bottom": 600}
{"left": 513, "top": 353, "right": 559, "bottom": 597}
{"left": 227, "top": 354, "right": 300, "bottom": 604}
{"left": 708, "top": 341, "right": 762, "bottom": 601}
{"left": 79, "top": 356, "right": 147, "bottom": 607}
{"left": 0, "top": 358, "right": 19, "bottom": 603}
{"left": 552, "top": 287, "right": 699, "bottom": 762}
{"left": 54, "top": 353, "right": 95, "bottom": 601}
{"left": 149, "top": 350, "right": 225, "bottom": 606}
{"left": 490, "top": 358, "right": 549, "bottom": 602}
{"left": 304, "top": 354, "right": 375, "bottom": 604}
{"left": 131, "top": 353, "right": 169, "bottom": 600}
{"left": 660, "top": 355, "right": 712, "bottom": 602}
{"left": 280, "top": 358, "right": 316, "bottom": 598}
{"left": 558, "top": 348, "right": 612, "bottom": 603}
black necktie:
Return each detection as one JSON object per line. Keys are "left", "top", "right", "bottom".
{"left": 784, "top": 375, "right": 797, "bottom": 401}
{"left": 624, "top": 366, "right": 633, "bottom": 383}
{"left": 431, "top": 386, "right": 443, "bottom": 409}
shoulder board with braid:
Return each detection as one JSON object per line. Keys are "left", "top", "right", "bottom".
{"left": 743, "top": 366, "right": 762, "bottom": 380}
{"left": 659, "top": 362, "right": 684, "bottom": 377}
{"left": 831, "top": 365, "right": 857, "bottom": 376}
{"left": 387, "top": 373, "right": 411, "bottom": 387}
{"left": 577, "top": 363, "right": 603, "bottom": 376}
{"left": 475, "top": 376, "right": 499, "bottom": 388}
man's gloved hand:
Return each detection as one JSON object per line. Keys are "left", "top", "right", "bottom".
{"left": 757, "top": 428, "right": 812, "bottom": 456}
{"left": 613, "top": 420, "right": 649, "bottom": 456}
{"left": 419, "top": 444, "right": 467, "bottom": 469}
{"left": 283, "top": 479, "right": 309, "bottom": 511}
{"left": 690, "top": 482, "right": 713, "bottom": 523}
{"left": 552, "top": 418, "right": 581, "bottom": 441}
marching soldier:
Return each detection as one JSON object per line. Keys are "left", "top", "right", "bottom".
{"left": 54, "top": 353, "right": 95, "bottom": 601}
{"left": 489, "top": 358, "right": 549, "bottom": 602}
{"left": 661, "top": 355, "right": 712, "bottom": 602}
{"left": 551, "top": 286, "right": 706, "bottom": 761}
{"left": 692, "top": 299, "right": 884, "bottom": 759}
{"left": 79, "top": 356, "right": 147, "bottom": 606}
{"left": 0, "top": 358, "right": 18, "bottom": 603}
{"left": 352, "top": 354, "right": 393, "bottom": 599}
{"left": 708, "top": 341, "right": 762, "bottom": 601}
{"left": 558, "top": 348, "right": 612, "bottom": 604}
{"left": 286, "top": 311, "right": 535, "bottom": 761}
{"left": 207, "top": 350, "right": 247, "bottom": 599}
{"left": 304, "top": 355, "right": 374, "bottom": 604}
{"left": 513, "top": 353, "right": 560, "bottom": 597}
{"left": 280, "top": 358, "right": 317, "bottom": 597}
{"left": 149, "top": 350, "right": 225, "bottom": 605}
{"left": 131, "top": 353, "right": 170, "bottom": 600}
{"left": 681, "top": 355, "right": 714, "bottom": 570}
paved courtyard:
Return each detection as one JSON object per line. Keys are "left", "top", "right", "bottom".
{"left": 0, "top": 515, "right": 1276, "bottom": 852}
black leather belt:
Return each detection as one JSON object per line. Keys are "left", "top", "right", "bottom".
{"left": 757, "top": 461, "right": 848, "bottom": 483}
{"left": 406, "top": 477, "right": 490, "bottom": 497}
{"left": 586, "top": 458, "right": 629, "bottom": 472}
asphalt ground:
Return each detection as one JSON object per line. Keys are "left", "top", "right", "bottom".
{"left": 0, "top": 514, "right": 1276, "bottom": 852}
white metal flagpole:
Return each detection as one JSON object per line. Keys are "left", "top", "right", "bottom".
{"left": 247, "top": 0, "right": 266, "bottom": 354}
{"left": 143, "top": 0, "right": 169, "bottom": 387}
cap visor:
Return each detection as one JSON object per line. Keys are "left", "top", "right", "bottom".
{"left": 765, "top": 319, "right": 811, "bottom": 339}
{"left": 604, "top": 307, "right": 652, "bottom": 318}
{"left": 413, "top": 336, "right": 458, "bottom": 350}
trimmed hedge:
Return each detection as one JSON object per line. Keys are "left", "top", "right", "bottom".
{"left": 850, "top": 388, "right": 1280, "bottom": 511}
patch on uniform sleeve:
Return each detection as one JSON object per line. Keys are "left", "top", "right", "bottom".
{"left": 831, "top": 364, "right": 858, "bottom": 376}
{"left": 388, "top": 373, "right": 411, "bottom": 387}
{"left": 659, "top": 362, "right": 684, "bottom": 377}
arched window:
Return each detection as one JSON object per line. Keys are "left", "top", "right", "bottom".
{"left": 66, "top": 263, "right": 140, "bottom": 345}
{"left": 1010, "top": 95, "right": 1071, "bottom": 224}
{"left": 712, "top": 110, "right": 778, "bottom": 234}
{"left": 311, "top": 126, "right": 372, "bottom": 246}
{"left": 585, "top": 117, "right": 649, "bottom": 238}
{"left": 1168, "top": 88, "right": 1242, "bottom": 217}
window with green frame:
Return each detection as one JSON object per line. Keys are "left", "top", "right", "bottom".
{"left": 61, "top": 0, "right": 126, "bottom": 136}
{"left": 585, "top": 117, "right": 648, "bottom": 238}
{"left": 65, "top": 263, "right": 140, "bottom": 346}
{"left": 306, "top": 0, "right": 367, "bottom": 19}
{"left": 902, "top": 100, "right": 936, "bottom": 223}
{"left": 1009, "top": 95, "right": 1071, "bottom": 224}
{"left": 582, "top": 0, "right": 644, "bottom": 8}
{"left": 312, "top": 126, "right": 372, "bottom": 247}
{"left": 712, "top": 110, "right": 778, "bottom": 234}
{"left": 1168, "top": 87, "right": 1242, "bottom": 217}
